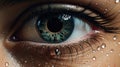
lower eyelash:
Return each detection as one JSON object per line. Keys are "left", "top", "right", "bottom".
{"left": 49, "top": 33, "right": 102, "bottom": 60}
{"left": 5, "top": 31, "right": 103, "bottom": 61}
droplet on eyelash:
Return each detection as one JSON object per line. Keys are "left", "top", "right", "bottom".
{"left": 92, "top": 56, "right": 96, "bottom": 61}
{"left": 101, "top": 43, "right": 106, "bottom": 49}
{"left": 55, "top": 48, "right": 61, "bottom": 56}
{"left": 113, "top": 35, "right": 117, "bottom": 41}
{"left": 5, "top": 62, "right": 9, "bottom": 67}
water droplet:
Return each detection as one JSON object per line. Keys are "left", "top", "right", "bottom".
{"left": 115, "top": 0, "right": 119, "bottom": 3}
{"left": 38, "top": 64, "right": 41, "bottom": 66}
{"left": 118, "top": 42, "right": 120, "bottom": 45}
{"left": 106, "top": 53, "right": 109, "bottom": 56}
{"left": 52, "top": 65, "right": 55, "bottom": 67}
{"left": 101, "top": 43, "right": 106, "bottom": 49}
{"left": 55, "top": 48, "right": 61, "bottom": 56}
{"left": 110, "top": 49, "right": 114, "bottom": 53}
{"left": 92, "top": 56, "right": 96, "bottom": 61}
{"left": 95, "top": 3, "right": 98, "bottom": 5}
{"left": 5, "top": 62, "right": 9, "bottom": 67}
{"left": 92, "top": 50, "right": 96, "bottom": 53}
{"left": 24, "top": 60, "right": 27, "bottom": 63}
{"left": 97, "top": 46, "right": 101, "bottom": 51}
{"left": 113, "top": 35, "right": 117, "bottom": 40}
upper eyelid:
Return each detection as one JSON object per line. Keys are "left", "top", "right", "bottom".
{"left": 0, "top": 0, "right": 116, "bottom": 19}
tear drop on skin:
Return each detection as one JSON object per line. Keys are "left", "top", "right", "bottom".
{"left": 115, "top": 0, "right": 120, "bottom": 3}
{"left": 118, "top": 42, "right": 120, "bottom": 45}
{"left": 101, "top": 43, "right": 106, "bottom": 49}
{"left": 92, "top": 56, "right": 96, "bottom": 61}
{"left": 106, "top": 53, "right": 109, "bottom": 57}
{"left": 110, "top": 49, "right": 114, "bottom": 53}
{"left": 5, "top": 62, "right": 9, "bottom": 67}
{"left": 113, "top": 35, "right": 117, "bottom": 40}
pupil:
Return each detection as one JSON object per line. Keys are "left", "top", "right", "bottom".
{"left": 47, "top": 17, "right": 63, "bottom": 32}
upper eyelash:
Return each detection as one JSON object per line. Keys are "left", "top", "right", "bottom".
{"left": 30, "top": 4, "right": 120, "bottom": 34}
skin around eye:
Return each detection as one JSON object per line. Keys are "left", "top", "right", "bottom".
{"left": 3, "top": 3, "right": 119, "bottom": 67}
{"left": 1, "top": 0, "right": 120, "bottom": 67}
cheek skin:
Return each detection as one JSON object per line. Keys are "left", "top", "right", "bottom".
{"left": 87, "top": 33, "right": 120, "bottom": 67}
{"left": 0, "top": 39, "right": 20, "bottom": 67}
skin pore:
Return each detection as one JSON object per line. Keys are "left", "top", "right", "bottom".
{"left": 0, "top": 0, "right": 120, "bottom": 67}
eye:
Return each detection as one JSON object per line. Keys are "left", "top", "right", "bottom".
{"left": 9, "top": 4, "right": 103, "bottom": 44}
{"left": 6, "top": 4, "right": 119, "bottom": 63}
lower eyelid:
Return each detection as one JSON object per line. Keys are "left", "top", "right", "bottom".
{"left": 4, "top": 32, "right": 103, "bottom": 61}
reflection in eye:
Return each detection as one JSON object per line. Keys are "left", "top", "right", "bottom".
{"left": 7, "top": 4, "right": 119, "bottom": 62}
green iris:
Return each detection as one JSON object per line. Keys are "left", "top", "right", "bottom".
{"left": 36, "top": 14, "right": 74, "bottom": 43}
